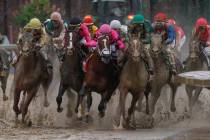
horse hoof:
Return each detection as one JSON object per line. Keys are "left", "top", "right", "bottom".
{"left": 76, "top": 117, "right": 83, "bottom": 121}
{"left": 28, "top": 120, "right": 32, "bottom": 127}
{"left": 171, "top": 107, "right": 176, "bottom": 112}
{"left": 57, "top": 107, "right": 63, "bottom": 113}
{"left": 3, "top": 96, "right": 8, "bottom": 101}
{"left": 43, "top": 101, "right": 50, "bottom": 107}
{"left": 85, "top": 115, "right": 93, "bottom": 123}
{"left": 127, "top": 124, "right": 136, "bottom": 130}
{"left": 99, "top": 111, "right": 105, "bottom": 118}
{"left": 66, "top": 110, "right": 73, "bottom": 118}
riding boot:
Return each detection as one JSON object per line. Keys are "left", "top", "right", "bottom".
{"left": 144, "top": 45, "right": 154, "bottom": 75}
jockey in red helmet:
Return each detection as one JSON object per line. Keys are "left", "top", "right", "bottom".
{"left": 83, "top": 15, "right": 98, "bottom": 38}
{"left": 152, "top": 12, "right": 177, "bottom": 74}
{"left": 192, "top": 18, "right": 210, "bottom": 47}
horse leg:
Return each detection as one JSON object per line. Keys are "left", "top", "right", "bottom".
{"left": 117, "top": 87, "right": 128, "bottom": 128}
{"left": 191, "top": 87, "right": 202, "bottom": 107}
{"left": 21, "top": 88, "right": 38, "bottom": 124}
{"left": 149, "top": 87, "right": 161, "bottom": 115}
{"left": 0, "top": 77, "right": 8, "bottom": 101}
{"left": 76, "top": 83, "right": 86, "bottom": 119}
{"left": 126, "top": 92, "right": 140, "bottom": 129}
{"left": 98, "top": 94, "right": 106, "bottom": 118}
{"left": 170, "top": 84, "right": 178, "bottom": 112}
{"left": 56, "top": 83, "right": 68, "bottom": 113}
{"left": 85, "top": 91, "right": 92, "bottom": 123}
{"left": 13, "top": 88, "right": 21, "bottom": 121}
{"left": 20, "top": 91, "right": 26, "bottom": 113}
{"left": 66, "top": 88, "right": 76, "bottom": 118}
{"left": 42, "top": 83, "right": 50, "bottom": 108}
{"left": 137, "top": 83, "right": 151, "bottom": 114}
{"left": 185, "top": 86, "right": 193, "bottom": 113}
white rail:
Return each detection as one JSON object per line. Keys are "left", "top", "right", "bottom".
{"left": 0, "top": 44, "right": 17, "bottom": 51}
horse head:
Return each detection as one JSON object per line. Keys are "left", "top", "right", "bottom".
{"left": 128, "top": 33, "right": 142, "bottom": 61}
{"left": 18, "top": 31, "right": 36, "bottom": 56}
{"left": 97, "top": 35, "right": 111, "bottom": 61}
{"left": 189, "top": 37, "right": 201, "bottom": 60}
{"left": 151, "top": 33, "right": 163, "bottom": 56}
{"left": 66, "top": 25, "right": 80, "bottom": 55}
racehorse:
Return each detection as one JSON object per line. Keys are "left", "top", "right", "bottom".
{"left": 76, "top": 34, "right": 121, "bottom": 121}
{"left": 13, "top": 32, "right": 52, "bottom": 125}
{"left": 184, "top": 36, "right": 208, "bottom": 113}
{"left": 56, "top": 28, "right": 85, "bottom": 117}
{"left": 114, "top": 33, "right": 150, "bottom": 129}
{"left": 148, "top": 33, "right": 183, "bottom": 115}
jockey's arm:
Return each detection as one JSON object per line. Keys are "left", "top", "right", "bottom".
{"left": 80, "top": 24, "right": 97, "bottom": 48}
{"left": 165, "top": 25, "right": 175, "bottom": 44}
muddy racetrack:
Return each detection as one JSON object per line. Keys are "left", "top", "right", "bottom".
{"left": 0, "top": 53, "right": 210, "bottom": 140}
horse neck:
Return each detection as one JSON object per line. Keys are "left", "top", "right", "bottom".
{"left": 127, "top": 57, "right": 145, "bottom": 71}
{"left": 186, "top": 56, "right": 206, "bottom": 71}
{"left": 21, "top": 53, "right": 39, "bottom": 72}
{"left": 153, "top": 53, "right": 168, "bottom": 72}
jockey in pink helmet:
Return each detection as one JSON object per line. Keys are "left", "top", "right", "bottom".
{"left": 167, "top": 18, "right": 186, "bottom": 52}
{"left": 95, "top": 24, "right": 125, "bottom": 49}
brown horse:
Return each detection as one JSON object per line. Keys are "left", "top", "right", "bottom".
{"left": 184, "top": 37, "right": 208, "bottom": 113}
{"left": 56, "top": 29, "right": 85, "bottom": 117}
{"left": 13, "top": 32, "right": 52, "bottom": 124}
{"left": 114, "top": 33, "right": 150, "bottom": 129}
{"left": 148, "top": 33, "right": 183, "bottom": 115}
{"left": 76, "top": 34, "right": 121, "bottom": 121}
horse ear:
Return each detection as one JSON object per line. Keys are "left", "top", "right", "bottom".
{"left": 19, "top": 28, "right": 23, "bottom": 34}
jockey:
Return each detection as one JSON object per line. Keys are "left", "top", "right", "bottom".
{"left": 129, "top": 14, "right": 154, "bottom": 74}
{"left": 191, "top": 17, "right": 210, "bottom": 48}
{"left": 167, "top": 18, "right": 186, "bottom": 52}
{"left": 110, "top": 20, "right": 129, "bottom": 43}
{"left": 44, "top": 12, "right": 65, "bottom": 45}
{"left": 83, "top": 15, "right": 98, "bottom": 38}
{"left": 62, "top": 17, "right": 97, "bottom": 53}
{"left": 18, "top": 18, "right": 52, "bottom": 69}
{"left": 152, "top": 12, "right": 177, "bottom": 74}
{"left": 95, "top": 24, "right": 125, "bottom": 60}
{"left": 23, "top": 18, "right": 45, "bottom": 45}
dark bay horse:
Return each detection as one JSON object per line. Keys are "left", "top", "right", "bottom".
{"left": 148, "top": 33, "right": 183, "bottom": 115}
{"left": 13, "top": 32, "right": 52, "bottom": 124}
{"left": 184, "top": 37, "right": 208, "bottom": 113}
{"left": 115, "top": 34, "right": 150, "bottom": 129}
{"left": 56, "top": 29, "right": 84, "bottom": 116}
{"left": 76, "top": 35, "right": 121, "bottom": 120}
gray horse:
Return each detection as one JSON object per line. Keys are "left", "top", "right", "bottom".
{"left": 148, "top": 33, "right": 183, "bottom": 115}
{"left": 184, "top": 37, "right": 208, "bottom": 114}
{"left": 115, "top": 34, "right": 150, "bottom": 129}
